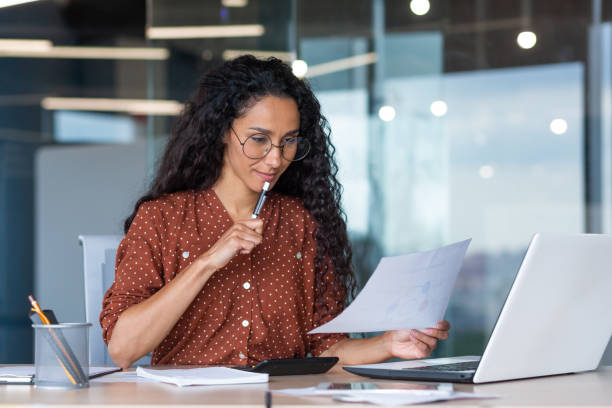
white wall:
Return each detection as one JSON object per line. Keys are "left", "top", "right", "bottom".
{"left": 35, "top": 142, "right": 147, "bottom": 323}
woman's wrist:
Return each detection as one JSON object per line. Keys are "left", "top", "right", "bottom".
{"left": 379, "top": 331, "right": 394, "bottom": 360}
{"left": 193, "top": 255, "right": 217, "bottom": 280}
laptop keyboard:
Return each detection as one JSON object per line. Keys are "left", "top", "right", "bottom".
{"left": 404, "top": 361, "right": 478, "bottom": 372}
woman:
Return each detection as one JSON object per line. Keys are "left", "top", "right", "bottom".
{"left": 100, "top": 55, "right": 450, "bottom": 370}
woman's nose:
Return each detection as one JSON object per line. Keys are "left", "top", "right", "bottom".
{"left": 264, "top": 144, "right": 282, "bottom": 167}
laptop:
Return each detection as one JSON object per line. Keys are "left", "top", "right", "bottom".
{"left": 344, "top": 233, "right": 612, "bottom": 383}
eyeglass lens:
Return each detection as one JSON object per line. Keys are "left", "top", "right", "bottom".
{"left": 243, "top": 134, "right": 310, "bottom": 161}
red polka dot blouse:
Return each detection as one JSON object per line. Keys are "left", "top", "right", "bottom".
{"left": 100, "top": 189, "right": 347, "bottom": 366}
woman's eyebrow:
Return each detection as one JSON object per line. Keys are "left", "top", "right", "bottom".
{"left": 248, "top": 126, "right": 300, "bottom": 135}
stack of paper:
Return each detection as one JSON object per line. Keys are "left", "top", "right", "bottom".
{"left": 136, "top": 367, "right": 269, "bottom": 387}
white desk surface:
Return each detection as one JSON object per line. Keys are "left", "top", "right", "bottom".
{"left": 1, "top": 366, "right": 611, "bottom": 407}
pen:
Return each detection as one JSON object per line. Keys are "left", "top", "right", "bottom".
{"left": 265, "top": 390, "right": 272, "bottom": 408}
{"left": 88, "top": 367, "right": 122, "bottom": 379}
{"left": 251, "top": 181, "right": 270, "bottom": 218}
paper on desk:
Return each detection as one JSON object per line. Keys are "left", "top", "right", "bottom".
{"left": 274, "top": 386, "right": 496, "bottom": 406}
{"left": 332, "top": 391, "right": 496, "bottom": 406}
{"left": 309, "top": 239, "right": 471, "bottom": 333}
{"left": 136, "top": 366, "right": 269, "bottom": 387}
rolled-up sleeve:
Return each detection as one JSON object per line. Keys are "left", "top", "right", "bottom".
{"left": 100, "top": 202, "right": 165, "bottom": 345}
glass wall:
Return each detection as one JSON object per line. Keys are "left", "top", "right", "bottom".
{"left": 1, "top": 0, "right": 610, "bottom": 362}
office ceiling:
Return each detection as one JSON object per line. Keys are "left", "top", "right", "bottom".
{"left": 0, "top": 0, "right": 604, "bottom": 72}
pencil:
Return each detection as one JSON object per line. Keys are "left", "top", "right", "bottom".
{"left": 28, "top": 295, "right": 80, "bottom": 385}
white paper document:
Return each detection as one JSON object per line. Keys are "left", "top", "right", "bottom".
{"left": 274, "top": 383, "right": 496, "bottom": 406}
{"left": 331, "top": 391, "right": 495, "bottom": 406}
{"left": 135, "top": 366, "right": 269, "bottom": 387}
{"left": 309, "top": 239, "right": 471, "bottom": 333}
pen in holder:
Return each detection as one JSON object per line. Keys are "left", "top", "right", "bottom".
{"left": 29, "top": 310, "right": 91, "bottom": 389}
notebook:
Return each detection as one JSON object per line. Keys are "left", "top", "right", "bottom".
{"left": 136, "top": 366, "right": 269, "bottom": 387}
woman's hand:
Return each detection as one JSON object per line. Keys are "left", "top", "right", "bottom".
{"left": 199, "top": 218, "right": 263, "bottom": 271}
{"left": 384, "top": 321, "right": 450, "bottom": 360}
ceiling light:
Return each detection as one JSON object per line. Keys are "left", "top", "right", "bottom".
{"left": 291, "top": 60, "right": 308, "bottom": 78}
{"left": 146, "top": 25, "right": 265, "bottom": 39}
{"left": 41, "top": 97, "right": 183, "bottom": 116}
{"left": 0, "top": 39, "right": 51, "bottom": 52}
{"left": 410, "top": 0, "right": 430, "bottom": 16}
{"left": 517, "top": 31, "right": 537, "bottom": 49}
{"left": 305, "top": 52, "right": 377, "bottom": 78}
{"left": 378, "top": 105, "right": 396, "bottom": 122}
{"left": 222, "top": 49, "right": 295, "bottom": 62}
{"left": 0, "top": 0, "right": 39, "bottom": 9}
{"left": 549, "top": 118, "right": 568, "bottom": 135}
{"left": 430, "top": 100, "right": 448, "bottom": 117}
{"left": 0, "top": 41, "right": 169, "bottom": 60}
{"left": 479, "top": 165, "right": 495, "bottom": 179}
{"left": 47, "top": 46, "right": 168, "bottom": 60}
{"left": 222, "top": 0, "right": 248, "bottom": 6}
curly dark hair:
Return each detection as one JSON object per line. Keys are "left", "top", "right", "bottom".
{"left": 125, "top": 55, "right": 356, "bottom": 320}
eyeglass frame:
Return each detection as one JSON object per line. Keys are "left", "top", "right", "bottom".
{"left": 230, "top": 126, "right": 310, "bottom": 162}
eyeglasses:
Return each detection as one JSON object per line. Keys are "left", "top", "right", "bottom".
{"left": 231, "top": 126, "right": 311, "bottom": 161}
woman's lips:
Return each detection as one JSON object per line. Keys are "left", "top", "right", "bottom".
{"left": 254, "top": 170, "right": 275, "bottom": 181}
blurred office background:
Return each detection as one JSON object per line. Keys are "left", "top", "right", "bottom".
{"left": 1, "top": 0, "right": 611, "bottom": 363}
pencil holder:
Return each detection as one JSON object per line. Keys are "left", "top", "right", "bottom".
{"left": 32, "top": 323, "right": 92, "bottom": 389}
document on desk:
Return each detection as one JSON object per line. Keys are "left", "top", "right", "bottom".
{"left": 136, "top": 366, "right": 269, "bottom": 387}
{"left": 274, "top": 384, "right": 496, "bottom": 406}
{"left": 309, "top": 239, "right": 471, "bottom": 334}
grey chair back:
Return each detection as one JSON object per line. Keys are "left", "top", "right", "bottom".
{"left": 79, "top": 235, "right": 151, "bottom": 366}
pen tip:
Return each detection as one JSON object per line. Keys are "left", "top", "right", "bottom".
{"left": 263, "top": 181, "right": 270, "bottom": 191}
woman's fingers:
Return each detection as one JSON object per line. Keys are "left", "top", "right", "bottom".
{"left": 237, "top": 218, "right": 264, "bottom": 234}
{"left": 232, "top": 223, "right": 263, "bottom": 241}
{"left": 233, "top": 230, "right": 262, "bottom": 245}
{"left": 436, "top": 320, "right": 451, "bottom": 331}
{"left": 410, "top": 329, "right": 438, "bottom": 350}
{"left": 201, "top": 219, "right": 264, "bottom": 270}
{"left": 423, "top": 327, "right": 449, "bottom": 339}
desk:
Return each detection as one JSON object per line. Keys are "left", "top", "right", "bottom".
{"left": 1, "top": 366, "right": 611, "bottom": 406}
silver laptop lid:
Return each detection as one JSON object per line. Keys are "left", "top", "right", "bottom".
{"left": 474, "top": 233, "right": 612, "bottom": 383}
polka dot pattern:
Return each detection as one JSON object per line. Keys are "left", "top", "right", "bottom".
{"left": 100, "top": 189, "right": 348, "bottom": 366}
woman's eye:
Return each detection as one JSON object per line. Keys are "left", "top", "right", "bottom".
{"left": 282, "top": 137, "right": 298, "bottom": 145}
{"left": 250, "top": 135, "right": 268, "bottom": 144}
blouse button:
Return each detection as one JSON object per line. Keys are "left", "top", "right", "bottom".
{"left": 182, "top": 251, "right": 190, "bottom": 259}
{"left": 241, "top": 320, "right": 249, "bottom": 327}
{"left": 243, "top": 282, "right": 251, "bottom": 290}
{"left": 239, "top": 352, "right": 246, "bottom": 359}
